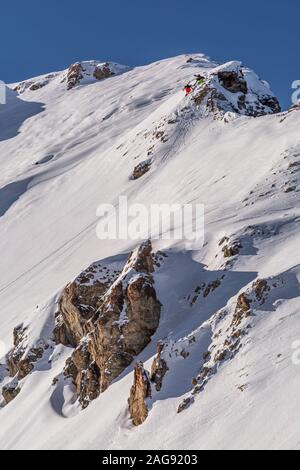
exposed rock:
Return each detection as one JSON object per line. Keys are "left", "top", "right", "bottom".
{"left": 2, "top": 383, "right": 20, "bottom": 404}
{"left": 65, "top": 62, "right": 84, "bottom": 90}
{"left": 150, "top": 342, "right": 169, "bottom": 392}
{"left": 222, "top": 240, "right": 242, "bottom": 258}
{"left": 63, "top": 61, "right": 129, "bottom": 91}
{"left": 64, "top": 341, "right": 100, "bottom": 409}
{"left": 203, "top": 279, "right": 221, "bottom": 297}
{"left": 131, "top": 159, "right": 152, "bottom": 180}
{"left": 194, "top": 61, "right": 281, "bottom": 118}
{"left": 57, "top": 240, "right": 161, "bottom": 407}
{"left": 253, "top": 279, "right": 269, "bottom": 302}
{"left": 194, "top": 86, "right": 210, "bottom": 105}
{"left": 7, "top": 328, "right": 47, "bottom": 380}
{"left": 217, "top": 70, "right": 248, "bottom": 94}
{"left": 93, "top": 62, "right": 113, "bottom": 80}
{"left": 284, "top": 186, "right": 296, "bottom": 193}
{"left": 53, "top": 277, "right": 108, "bottom": 347}
{"left": 128, "top": 362, "right": 152, "bottom": 426}
{"left": 218, "top": 236, "right": 229, "bottom": 246}
{"left": 177, "top": 397, "right": 194, "bottom": 414}
{"left": 231, "top": 293, "right": 251, "bottom": 327}
{"left": 13, "top": 325, "right": 26, "bottom": 347}
{"left": 260, "top": 96, "right": 281, "bottom": 114}
{"left": 29, "top": 82, "right": 45, "bottom": 91}
{"left": 13, "top": 74, "right": 56, "bottom": 94}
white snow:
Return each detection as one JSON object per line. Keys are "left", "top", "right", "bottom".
{"left": 0, "top": 53, "right": 299, "bottom": 450}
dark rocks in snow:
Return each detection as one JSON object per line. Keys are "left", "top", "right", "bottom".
{"left": 56, "top": 240, "right": 161, "bottom": 408}
{"left": 222, "top": 239, "right": 242, "bottom": 258}
{"left": 150, "top": 342, "right": 169, "bottom": 392}
{"left": 182, "top": 276, "right": 278, "bottom": 412}
{"left": 2, "top": 383, "right": 20, "bottom": 404}
{"left": 7, "top": 326, "right": 47, "bottom": 380}
{"left": 128, "top": 362, "right": 152, "bottom": 426}
{"left": 177, "top": 397, "right": 194, "bottom": 414}
{"left": 284, "top": 186, "right": 296, "bottom": 193}
{"left": 193, "top": 86, "right": 210, "bottom": 106}
{"left": 65, "top": 63, "right": 84, "bottom": 90}
{"left": 259, "top": 96, "right": 281, "bottom": 114}
{"left": 217, "top": 70, "right": 248, "bottom": 94}
{"left": 1, "top": 327, "right": 48, "bottom": 404}
{"left": 13, "top": 325, "right": 26, "bottom": 347}
{"left": 203, "top": 279, "right": 222, "bottom": 298}
{"left": 253, "top": 279, "right": 269, "bottom": 302}
{"left": 231, "top": 293, "right": 251, "bottom": 327}
{"left": 64, "top": 61, "right": 121, "bottom": 90}
{"left": 53, "top": 276, "right": 109, "bottom": 348}
{"left": 193, "top": 62, "right": 281, "bottom": 119}
{"left": 131, "top": 159, "right": 152, "bottom": 180}
{"left": 93, "top": 63, "right": 113, "bottom": 80}
{"left": 64, "top": 342, "right": 101, "bottom": 409}
{"left": 13, "top": 76, "right": 55, "bottom": 94}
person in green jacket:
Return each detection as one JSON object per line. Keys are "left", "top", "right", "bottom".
{"left": 195, "top": 74, "right": 205, "bottom": 87}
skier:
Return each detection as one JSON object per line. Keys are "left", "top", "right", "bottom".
{"left": 195, "top": 74, "right": 205, "bottom": 87}
{"left": 184, "top": 84, "right": 193, "bottom": 96}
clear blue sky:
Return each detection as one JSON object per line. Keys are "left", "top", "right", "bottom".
{"left": 1, "top": 0, "right": 299, "bottom": 109}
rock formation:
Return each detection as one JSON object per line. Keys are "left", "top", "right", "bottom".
{"left": 193, "top": 61, "right": 281, "bottom": 118}
{"left": 2, "top": 383, "right": 20, "bottom": 404}
{"left": 55, "top": 240, "right": 161, "bottom": 408}
{"left": 65, "top": 63, "right": 84, "bottom": 90}
{"left": 1, "top": 326, "right": 48, "bottom": 404}
{"left": 128, "top": 362, "right": 152, "bottom": 426}
{"left": 131, "top": 159, "right": 152, "bottom": 180}
{"left": 64, "top": 61, "right": 128, "bottom": 90}
{"left": 7, "top": 326, "right": 47, "bottom": 380}
{"left": 150, "top": 342, "right": 169, "bottom": 392}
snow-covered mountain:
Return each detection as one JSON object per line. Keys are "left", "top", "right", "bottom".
{"left": 0, "top": 53, "right": 300, "bottom": 450}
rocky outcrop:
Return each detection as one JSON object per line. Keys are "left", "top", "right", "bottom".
{"left": 65, "top": 62, "right": 84, "bottom": 90}
{"left": 177, "top": 397, "right": 194, "bottom": 414}
{"left": 128, "top": 362, "right": 152, "bottom": 426}
{"left": 93, "top": 63, "right": 113, "bottom": 80}
{"left": 150, "top": 342, "right": 169, "bottom": 392}
{"left": 219, "top": 236, "right": 242, "bottom": 258}
{"left": 7, "top": 326, "right": 47, "bottom": 380}
{"left": 193, "top": 61, "right": 281, "bottom": 118}
{"left": 131, "top": 159, "right": 152, "bottom": 180}
{"left": 217, "top": 69, "right": 248, "bottom": 94}
{"left": 56, "top": 240, "right": 161, "bottom": 408}
{"left": 1, "top": 326, "right": 48, "bottom": 405}
{"left": 231, "top": 293, "right": 251, "bottom": 327}
{"left": 53, "top": 266, "right": 112, "bottom": 347}
{"left": 13, "top": 74, "right": 56, "bottom": 94}
{"left": 2, "top": 382, "right": 20, "bottom": 404}
{"left": 178, "top": 277, "right": 276, "bottom": 412}
{"left": 63, "top": 61, "right": 130, "bottom": 90}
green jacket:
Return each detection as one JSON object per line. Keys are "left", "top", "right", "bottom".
{"left": 196, "top": 78, "right": 205, "bottom": 87}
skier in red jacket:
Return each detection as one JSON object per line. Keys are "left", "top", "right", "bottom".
{"left": 184, "top": 84, "right": 193, "bottom": 96}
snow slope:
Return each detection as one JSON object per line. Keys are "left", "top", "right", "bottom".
{"left": 0, "top": 53, "right": 300, "bottom": 450}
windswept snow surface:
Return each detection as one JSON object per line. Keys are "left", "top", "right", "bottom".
{"left": 0, "top": 54, "right": 300, "bottom": 449}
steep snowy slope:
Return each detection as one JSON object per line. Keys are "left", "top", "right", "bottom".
{"left": 0, "top": 53, "right": 300, "bottom": 450}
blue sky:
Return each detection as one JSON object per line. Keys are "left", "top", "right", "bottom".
{"left": 1, "top": 0, "right": 299, "bottom": 109}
